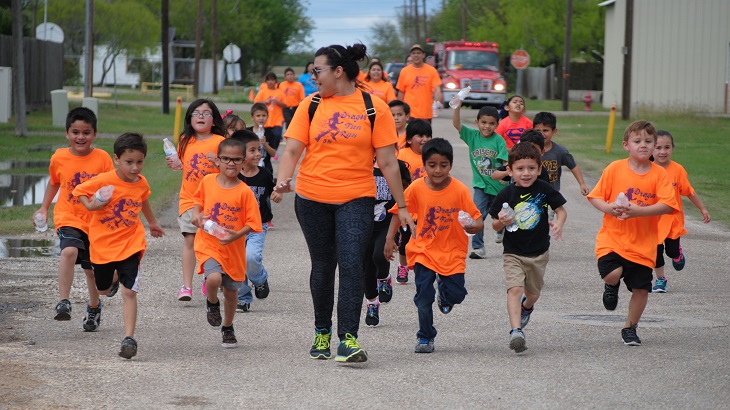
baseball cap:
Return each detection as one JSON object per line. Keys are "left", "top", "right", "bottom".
{"left": 409, "top": 44, "right": 425, "bottom": 53}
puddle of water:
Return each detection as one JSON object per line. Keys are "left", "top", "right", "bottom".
{"left": 0, "top": 238, "right": 60, "bottom": 258}
{"left": 0, "top": 160, "right": 58, "bottom": 207}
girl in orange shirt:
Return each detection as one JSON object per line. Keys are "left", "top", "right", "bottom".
{"left": 651, "top": 130, "right": 711, "bottom": 293}
{"left": 364, "top": 62, "right": 396, "bottom": 103}
{"left": 167, "top": 99, "right": 226, "bottom": 302}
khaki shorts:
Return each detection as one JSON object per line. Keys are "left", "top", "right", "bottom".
{"left": 503, "top": 251, "right": 549, "bottom": 295}
{"left": 177, "top": 208, "right": 198, "bottom": 234}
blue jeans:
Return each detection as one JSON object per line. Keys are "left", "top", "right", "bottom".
{"left": 471, "top": 188, "right": 496, "bottom": 250}
{"left": 413, "top": 263, "right": 467, "bottom": 339}
{"left": 237, "top": 223, "right": 269, "bottom": 303}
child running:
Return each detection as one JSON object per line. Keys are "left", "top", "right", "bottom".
{"left": 488, "top": 142, "right": 567, "bottom": 353}
{"left": 532, "top": 112, "right": 589, "bottom": 196}
{"left": 169, "top": 99, "right": 226, "bottom": 302}
{"left": 230, "top": 130, "right": 282, "bottom": 312}
{"left": 192, "top": 138, "right": 262, "bottom": 348}
{"left": 74, "top": 133, "right": 165, "bottom": 359}
{"left": 395, "top": 119, "right": 433, "bottom": 284}
{"left": 651, "top": 130, "right": 711, "bottom": 293}
{"left": 452, "top": 101, "right": 508, "bottom": 260}
{"left": 248, "top": 102, "right": 280, "bottom": 177}
{"left": 587, "top": 120, "right": 678, "bottom": 346}
{"left": 222, "top": 112, "right": 246, "bottom": 138}
{"left": 496, "top": 95, "right": 532, "bottom": 149}
{"left": 34, "top": 107, "right": 114, "bottom": 328}
{"left": 388, "top": 100, "right": 410, "bottom": 150}
{"left": 385, "top": 138, "right": 482, "bottom": 353}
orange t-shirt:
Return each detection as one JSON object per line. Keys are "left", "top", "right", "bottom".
{"left": 193, "top": 174, "right": 262, "bottom": 281}
{"left": 364, "top": 80, "right": 396, "bottom": 103}
{"left": 496, "top": 115, "right": 533, "bottom": 148}
{"left": 389, "top": 177, "right": 480, "bottom": 275}
{"left": 49, "top": 147, "right": 114, "bottom": 233}
{"left": 284, "top": 91, "right": 398, "bottom": 203}
{"left": 397, "top": 131, "right": 407, "bottom": 151}
{"left": 280, "top": 80, "right": 305, "bottom": 108}
{"left": 657, "top": 161, "right": 694, "bottom": 241}
{"left": 397, "top": 146, "right": 426, "bottom": 181}
{"left": 254, "top": 87, "right": 286, "bottom": 127}
{"left": 395, "top": 64, "right": 442, "bottom": 120}
{"left": 178, "top": 135, "right": 224, "bottom": 215}
{"left": 587, "top": 159, "right": 678, "bottom": 268}
{"left": 72, "top": 170, "right": 151, "bottom": 264}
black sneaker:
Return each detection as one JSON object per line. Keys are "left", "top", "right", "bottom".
{"left": 107, "top": 280, "right": 120, "bottom": 298}
{"left": 206, "top": 300, "right": 222, "bottom": 327}
{"left": 334, "top": 333, "right": 368, "bottom": 363}
{"left": 254, "top": 280, "right": 270, "bottom": 299}
{"left": 377, "top": 275, "right": 393, "bottom": 303}
{"left": 365, "top": 302, "right": 380, "bottom": 327}
{"left": 82, "top": 301, "right": 102, "bottom": 332}
{"left": 621, "top": 326, "right": 642, "bottom": 346}
{"left": 236, "top": 302, "right": 250, "bottom": 313}
{"left": 309, "top": 328, "right": 332, "bottom": 360}
{"left": 221, "top": 326, "right": 238, "bottom": 348}
{"left": 602, "top": 282, "right": 620, "bottom": 311}
{"left": 54, "top": 299, "right": 72, "bottom": 321}
{"left": 119, "top": 336, "right": 137, "bottom": 359}
{"left": 437, "top": 293, "right": 453, "bottom": 314}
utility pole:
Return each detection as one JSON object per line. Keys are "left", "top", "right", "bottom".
{"left": 461, "top": 0, "right": 467, "bottom": 40}
{"left": 414, "top": 0, "right": 420, "bottom": 41}
{"left": 423, "top": 0, "right": 428, "bottom": 39}
{"left": 161, "top": 0, "right": 169, "bottom": 114}
{"left": 84, "top": 0, "right": 94, "bottom": 98}
{"left": 561, "top": 0, "right": 573, "bottom": 111}
{"left": 621, "top": 0, "right": 634, "bottom": 120}
{"left": 212, "top": 0, "right": 218, "bottom": 94}
{"left": 11, "top": 0, "right": 27, "bottom": 137}
{"left": 193, "top": 0, "right": 203, "bottom": 97}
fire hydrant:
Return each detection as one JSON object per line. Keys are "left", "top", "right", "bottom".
{"left": 583, "top": 91, "right": 593, "bottom": 111}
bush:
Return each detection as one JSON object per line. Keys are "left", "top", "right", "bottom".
{"left": 63, "top": 58, "right": 81, "bottom": 86}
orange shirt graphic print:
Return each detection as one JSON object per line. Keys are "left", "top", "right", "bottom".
{"left": 411, "top": 75, "right": 429, "bottom": 89}
{"left": 98, "top": 197, "right": 142, "bottom": 230}
{"left": 206, "top": 201, "right": 242, "bottom": 230}
{"left": 185, "top": 152, "right": 217, "bottom": 184}
{"left": 314, "top": 111, "right": 367, "bottom": 143}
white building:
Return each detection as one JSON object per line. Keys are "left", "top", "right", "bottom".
{"left": 600, "top": 0, "right": 730, "bottom": 113}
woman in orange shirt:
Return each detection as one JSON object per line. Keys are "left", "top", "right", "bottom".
{"left": 363, "top": 61, "right": 396, "bottom": 103}
{"left": 275, "top": 43, "right": 414, "bottom": 364}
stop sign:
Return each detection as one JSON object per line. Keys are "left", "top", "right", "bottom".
{"left": 511, "top": 49, "right": 530, "bottom": 69}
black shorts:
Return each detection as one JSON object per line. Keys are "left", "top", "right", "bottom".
{"left": 597, "top": 252, "right": 652, "bottom": 291}
{"left": 93, "top": 252, "right": 142, "bottom": 293}
{"left": 56, "top": 227, "right": 92, "bottom": 269}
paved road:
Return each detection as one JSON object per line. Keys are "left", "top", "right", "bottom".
{"left": 2, "top": 109, "right": 729, "bottom": 409}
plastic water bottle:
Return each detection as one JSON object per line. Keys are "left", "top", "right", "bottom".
{"left": 95, "top": 185, "right": 114, "bottom": 203}
{"left": 457, "top": 210, "right": 475, "bottom": 237}
{"left": 163, "top": 138, "right": 183, "bottom": 170}
{"left": 203, "top": 220, "right": 230, "bottom": 240}
{"left": 614, "top": 192, "right": 630, "bottom": 207}
{"left": 499, "top": 202, "right": 518, "bottom": 232}
{"left": 449, "top": 86, "right": 472, "bottom": 109}
{"left": 34, "top": 213, "right": 48, "bottom": 232}
{"left": 432, "top": 100, "right": 442, "bottom": 117}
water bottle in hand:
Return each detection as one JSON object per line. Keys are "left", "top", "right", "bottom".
{"left": 458, "top": 210, "right": 475, "bottom": 237}
{"left": 432, "top": 100, "right": 442, "bottom": 117}
{"left": 95, "top": 185, "right": 114, "bottom": 203}
{"left": 203, "top": 220, "right": 230, "bottom": 240}
{"left": 34, "top": 213, "right": 48, "bottom": 232}
{"left": 163, "top": 138, "right": 183, "bottom": 170}
{"left": 449, "top": 86, "right": 472, "bottom": 109}
{"left": 499, "top": 202, "right": 518, "bottom": 232}
{"left": 614, "top": 192, "right": 630, "bottom": 207}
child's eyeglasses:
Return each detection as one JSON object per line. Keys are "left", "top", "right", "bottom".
{"left": 217, "top": 156, "right": 244, "bottom": 164}
{"left": 191, "top": 111, "right": 213, "bottom": 118}
{"left": 311, "top": 67, "right": 331, "bottom": 76}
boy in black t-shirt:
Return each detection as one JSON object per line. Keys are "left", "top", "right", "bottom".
{"left": 248, "top": 103, "right": 281, "bottom": 176}
{"left": 231, "top": 130, "right": 282, "bottom": 312}
{"left": 489, "top": 142, "right": 567, "bottom": 354}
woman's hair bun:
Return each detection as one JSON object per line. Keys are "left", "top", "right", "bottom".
{"left": 347, "top": 43, "right": 367, "bottom": 62}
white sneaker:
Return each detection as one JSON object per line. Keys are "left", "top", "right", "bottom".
{"left": 469, "top": 247, "right": 487, "bottom": 259}
{"left": 495, "top": 230, "right": 504, "bottom": 244}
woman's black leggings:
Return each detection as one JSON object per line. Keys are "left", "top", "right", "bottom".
{"left": 295, "top": 195, "right": 374, "bottom": 340}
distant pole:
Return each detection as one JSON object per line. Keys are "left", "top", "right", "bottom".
{"left": 212, "top": 0, "right": 218, "bottom": 94}
{"left": 193, "top": 0, "right": 203, "bottom": 97}
{"left": 561, "top": 0, "right": 573, "bottom": 111}
{"left": 161, "top": 0, "right": 170, "bottom": 114}
{"left": 11, "top": 0, "right": 27, "bottom": 137}
{"left": 422, "top": 0, "right": 428, "bottom": 39}
{"left": 414, "top": 0, "right": 420, "bottom": 40}
{"left": 461, "top": 0, "right": 467, "bottom": 40}
{"left": 84, "top": 0, "right": 94, "bottom": 98}
{"left": 621, "top": 0, "right": 634, "bottom": 120}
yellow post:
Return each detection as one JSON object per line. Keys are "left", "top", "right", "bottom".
{"left": 605, "top": 104, "right": 617, "bottom": 154}
{"left": 173, "top": 97, "right": 183, "bottom": 144}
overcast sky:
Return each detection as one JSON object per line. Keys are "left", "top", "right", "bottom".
{"left": 305, "top": 0, "right": 401, "bottom": 49}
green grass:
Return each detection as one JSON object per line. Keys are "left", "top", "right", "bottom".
{"left": 0, "top": 133, "right": 182, "bottom": 235}
{"left": 524, "top": 99, "right": 609, "bottom": 112}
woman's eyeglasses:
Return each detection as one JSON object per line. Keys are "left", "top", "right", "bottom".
{"left": 191, "top": 111, "right": 213, "bottom": 118}
{"left": 311, "top": 67, "right": 331, "bottom": 76}
{"left": 217, "top": 156, "right": 244, "bottom": 164}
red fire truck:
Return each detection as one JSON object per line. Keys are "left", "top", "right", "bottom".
{"left": 426, "top": 40, "right": 507, "bottom": 107}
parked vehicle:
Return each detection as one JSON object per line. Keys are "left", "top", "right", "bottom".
{"left": 383, "top": 62, "right": 405, "bottom": 88}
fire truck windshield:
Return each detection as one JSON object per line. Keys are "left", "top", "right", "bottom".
{"left": 447, "top": 50, "right": 499, "bottom": 71}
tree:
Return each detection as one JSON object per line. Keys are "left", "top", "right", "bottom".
{"left": 369, "top": 21, "right": 408, "bottom": 63}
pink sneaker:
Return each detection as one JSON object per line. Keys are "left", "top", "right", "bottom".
{"left": 178, "top": 285, "right": 192, "bottom": 301}
{"left": 396, "top": 265, "right": 408, "bottom": 284}
{"left": 201, "top": 280, "right": 208, "bottom": 296}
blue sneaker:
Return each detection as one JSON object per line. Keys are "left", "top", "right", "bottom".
{"left": 309, "top": 328, "right": 332, "bottom": 360}
{"left": 520, "top": 296, "right": 533, "bottom": 329}
{"left": 334, "top": 333, "right": 368, "bottom": 363}
{"left": 652, "top": 278, "right": 668, "bottom": 293}
{"left": 414, "top": 338, "right": 434, "bottom": 353}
